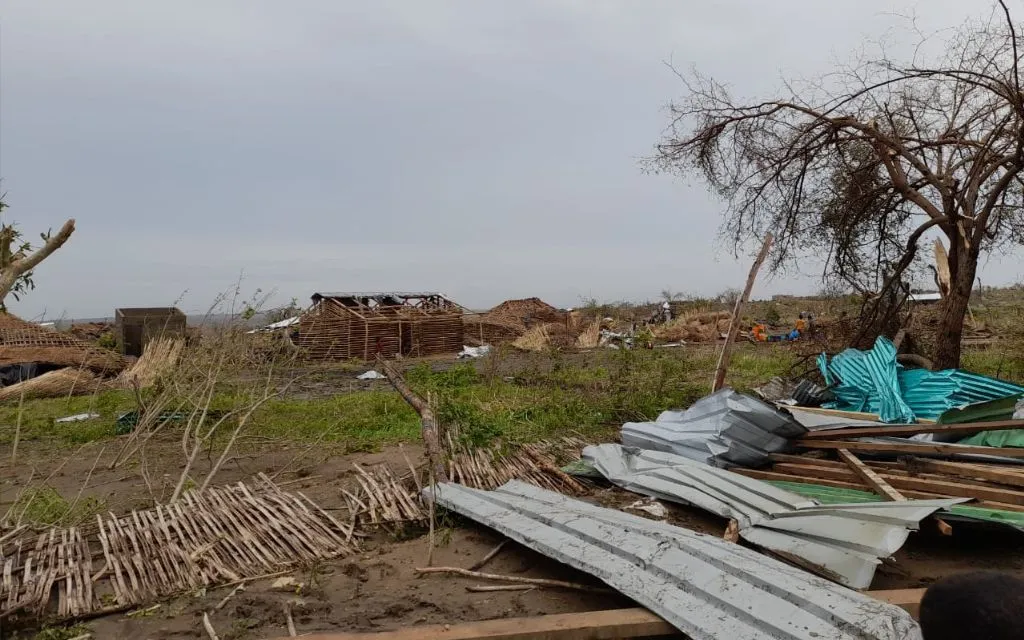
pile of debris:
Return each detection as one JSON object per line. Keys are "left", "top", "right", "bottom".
{"left": 464, "top": 298, "right": 569, "bottom": 346}
{"left": 653, "top": 310, "right": 731, "bottom": 343}
{"left": 0, "top": 313, "right": 183, "bottom": 402}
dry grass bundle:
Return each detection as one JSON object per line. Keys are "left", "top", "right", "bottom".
{"left": 654, "top": 310, "right": 732, "bottom": 343}
{"left": 116, "top": 337, "right": 185, "bottom": 388}
{"left": 575, "top": 320, "right": 601, "bottom": 348}
{"left": 0, "top": 368, "right": 104, "bottom": 403}
{"left": 511, "top": 324, "right": 550, "bottom": 351}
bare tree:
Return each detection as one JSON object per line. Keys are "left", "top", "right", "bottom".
{"left": 0, "top": 198, "right": 75, "bottom": 310}
{"left": 651, "top": 3, "right": 1024, "bottom": 368}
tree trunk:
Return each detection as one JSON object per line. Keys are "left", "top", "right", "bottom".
{"left": 933, "top": 249, "right": 978, "bottom": 370}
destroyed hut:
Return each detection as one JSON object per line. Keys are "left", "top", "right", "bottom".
{"left": 298, "top": 292, "right": 464, "bottom": 360}
{"left": 0, "top": 312, "right": 125, "bottom": 386}
{"left": 464, "top": 297, "right": 566, "bottom": 344}
{"left": 115, "top": 307, "right": 187, "bottom": 357}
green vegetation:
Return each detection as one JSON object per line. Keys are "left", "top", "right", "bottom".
{"left": 30, "top": 624, "right": 92, "bottom": 640}
{"left": 0, "top": 345, "right": 797, "bottom": 452}
{"left": 13, "top": 486, "right": 105, "bottom": 527}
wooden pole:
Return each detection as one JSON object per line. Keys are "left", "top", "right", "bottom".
{"left": 712, "top": 233, "right": 774, "bottom": 392}
{"left": 377, "top": 357, "right": 445, "bottom": 480}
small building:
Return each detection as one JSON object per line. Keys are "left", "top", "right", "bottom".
{"left": 115, "top": 307, "right": 187, "bottom": 357}
{"left": 298, "top": 292, "right": 464, "bottom": 360}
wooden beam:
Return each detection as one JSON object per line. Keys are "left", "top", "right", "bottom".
{"left": 892, "top": 458, "right": 1024, "bottom": 489}
{"left": 269, "top": 608, "right": 678, "bottom": 640}
{"left": 712, "top": 233, "right": 773, "bottom": 392}
{"left": 783, "top": 406, "right": 935, "bottom": 424}
{"left": 771, "top": 462, "right": 1024, "bottom": 507}
{"left": 800, "top": 419, "right": 1024, "bottom": 441}
{"left": 796, "top": 439, "right": 1024, "bottom": 458}
{"left": 736, "top": 468, "right": 1024, "bottom": 512}
{"left": 268, "top": 593, "right": 927, "bottom": 640}
{"left": 836, "top": 449, "right": 906, "bottom": 501}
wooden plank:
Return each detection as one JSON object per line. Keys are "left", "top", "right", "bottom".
{"left": 712, "top": 233, "right": 773, "bottom": 392}
{"left": 736, "top": 468, "right": 1024, "bottom": 512}
{"left": 836, "top": 449, "right": 906, "bottom": 501}
{"left": 796, "top": 439, "right": 1024, "bottom": 458}
{"left": 893, "top": 458, "right": 1024, "bottom": 489}
{"left": 269, "top": 593, "right": 925, "bottom": 640}
{"left": 784, "top": 406, "right": 935, "bottom": 424}
{"left": 769, "top": 454, "right": 1024, "bottom": 491}
{"left": 771, "top": 462, "right": 1024, "bottom": 506}
{"left": 867, "top": 588, "right": 925, "bottom": 619}
{"left": 271, "top": 608, "right": 679, "bottom": 640}
{"left": 800, "top": 419, "right": 1024, "bottom": 441}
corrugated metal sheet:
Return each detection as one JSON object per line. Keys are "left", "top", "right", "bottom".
{"left": 820, "top": 337, "right": 1024, "bottom": 422}
{"left": 428, "top": 480, "right": 922, "bottom": 640}
{"left": 583, "top": 444, "right": 964, "bottom": 589}
{"left": 621, "top": 388, "right": 807, "bottom": 467}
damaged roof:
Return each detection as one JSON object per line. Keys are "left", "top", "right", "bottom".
{"left": 582, "top": 443, "right": 964, "bottom": 589}
{"left": 428, "top": 479, "right": 922, "bottom": 640}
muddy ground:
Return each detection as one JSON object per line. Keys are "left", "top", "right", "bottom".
{"left": 2, "top": 345, "right": 1023, "bottom": 638}
{"left": 4, "top": 435, "right": 1024, "bottom": 639}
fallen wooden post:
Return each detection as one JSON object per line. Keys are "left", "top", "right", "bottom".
{"left": 836, "top": 449, "right": 906, "bottom": 501}
{"left": 712, "top": 233, "right": 773, "bottom": 392}
{"left": 377, "top": 357, "right": 445, "bottom": 479}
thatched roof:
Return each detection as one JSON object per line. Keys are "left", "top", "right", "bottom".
{"left": 0, "top": 313, "right": 126, "bottom": 374}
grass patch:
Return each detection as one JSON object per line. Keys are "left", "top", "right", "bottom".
{"left": 12, "top": 486, "right": 105, "bottom": 527}
{"left": 1, "top": 345, "right": 800, "bottom": 452}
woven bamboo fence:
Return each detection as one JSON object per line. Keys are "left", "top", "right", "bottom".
{"left": 0, "top": 476, "right": 354, "bottom": 621}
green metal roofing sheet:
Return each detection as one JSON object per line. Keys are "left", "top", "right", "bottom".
{"left": 819, "top": 336, "right": 1024, "bottom": 423}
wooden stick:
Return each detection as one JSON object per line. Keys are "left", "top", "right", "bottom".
{"left": 215, "top": 584, "right": 245, "bottom": 610}
{"left": 415, "top": 566, "right": 603, "bottom": 592}
{"left": 836, "top": 449, "right": 906, "bottom": 501}
{"left": 10, "top": 386, "right": 25, "bottom": 467}
{"left": 712, "top": 232, "right": 773, "bottom": 392}
{"left": 203, "top": 612, "right": 220, "bottom": 640}
{"left": 285, "top": 602, "right": 297, "bottom": 637}
{"left": 800, "top": 419, "right": 1024, "bottom": 441}
{"left": 468, "top": 540, "right": 508, "bottom": 571}
{"left": 466, "top": 584, "right": 534, "bottom": 592}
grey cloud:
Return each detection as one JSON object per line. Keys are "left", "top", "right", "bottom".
{"left": 2, "top": 0, "right": 1015, "bottom": 319}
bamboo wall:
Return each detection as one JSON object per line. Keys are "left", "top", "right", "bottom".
{"left": 298, "top": 299, "right": 464, "bottom": 361}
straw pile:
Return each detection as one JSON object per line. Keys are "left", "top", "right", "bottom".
{"left": 465, "top": 298, "right": 566, "bottom": 345}
{"left": 654, "top": 310, "right": 732, "bottom": 343}
{"left": 512, "top": 324, "right": 550, "bottom": 351}
{"left": 0, "top": 368, "right": 104, "bottom": 403}
{"left": 575, "top": 320, "right": 601, "bottom": 348}
{"left": 115, "top": 337, "right": 184, "bottom": 388}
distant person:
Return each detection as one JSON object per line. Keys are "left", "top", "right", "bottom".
{"left": 919, "top": 571, "right": 1024, "bottom": 640}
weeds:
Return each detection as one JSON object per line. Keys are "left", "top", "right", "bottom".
{"left": 13, "top": 486, "right": 105, "bottom": 527}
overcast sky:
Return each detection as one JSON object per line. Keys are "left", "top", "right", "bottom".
{"left": 1, "top": 1, "right": 1013, "bottom": 319}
